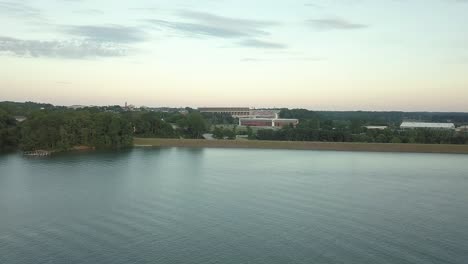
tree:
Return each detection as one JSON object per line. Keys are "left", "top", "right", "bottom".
{"left": 212, "top": 127, "right": 224, "bottom": 139}
{"left": 0, "top": 109, "right": 19, "bottom": 150}
{"left": 246, "top": 126, "right": 255, "bottom": 140}
{"left": 185, "top": 112, "right": 207, "bottom": 139}
{"left": 223, "top": 128, "right": 236, "bottom": 140}
{"left": 376, "top": 134, "right": 388, "bottom": 143}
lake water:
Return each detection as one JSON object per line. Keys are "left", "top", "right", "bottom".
{"left": 1, "top": 148, "right": 468, "bottom": 264}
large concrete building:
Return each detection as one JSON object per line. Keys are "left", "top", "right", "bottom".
{"left": 249, "top": 109, "right": 280, "bottom": 119}
{"left": 456, "top": 125, "right": 468, "bottom": 132}
{"left": 198, "top": 107, "right": 251, "bottom": 118}
{"left": 400, "top": 122, "right": 455, "bottom": 130}
{"left": 198, "top": 107, "right": 281, "bottom": 118}
{"left": 199, "top": 107, "right": 297, "bottom": 127}
{"left": 239, "top": 118, "right": 299, "bottom": 128}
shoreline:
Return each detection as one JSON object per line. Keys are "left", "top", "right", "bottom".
{"left": 134, "top": 138, "right": 468, "bottom": 154}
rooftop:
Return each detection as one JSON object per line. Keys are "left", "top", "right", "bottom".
{"left": 400, "top": 122, "right": 455, "bottom": 129}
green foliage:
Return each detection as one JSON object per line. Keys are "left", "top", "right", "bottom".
{"left": 255, "top": 127, "right": 468, "bottom": 145}
{"left": 3, "top": 102, "right": 468, "bottom": 151}
{"left": 212, "top": 127, "right": 224, "bottom": 139}
{"left": 175, "top": 112, "right": 207, "bottom": 139}
{"left": 128, "top": 112, "right": 176, "bottom": 138}
{"left": 280, "top": 109, "right": 319, "bottom": 120}
{"left": 202, "top": 112, "right": 236, "bottom": 125}
{"left": 212, "top": 125, "right": 237, "bottom": 140}
{"left": 0, "top": 101, "right": 56, "bottom": 115}
{"left": 246, "top": 126, "right": 255, "bottom": 140}
{"left": 0, "top": 109, "right": 19, "bottom": 150}
{"left": 19, "top": 110, "right": 133, "bottom": 151}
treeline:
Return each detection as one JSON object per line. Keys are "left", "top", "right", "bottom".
{"left": 126, "top": 111, "right": 208, "bottom": 139}
{"left": 2, "top": 102, "right": 468, "bottom": 151}
{"left": 0, "top": 101, "right": 56, "bottom": 116}
{"left": 256, "top": 127, "right": 468, "bottom": 144}
{"left": 257, "top": 109, "right": 468, "bottom": 144}
{"left": 280, "top": 109, "right": 468, "bottom": 126}
{"left": 0, "top": 102, "right": 210, "bottom": 151}
{"left": 20, "top": 111, "right": 133, "bottom": 151}
{"left": 0, "top": 109, "right": 19, "bottom": 151}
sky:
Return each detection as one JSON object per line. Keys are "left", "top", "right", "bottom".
{"left": 1, "top": 0, "right": 468, "bottom": 111}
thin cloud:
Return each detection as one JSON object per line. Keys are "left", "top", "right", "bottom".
{"left": 0, "top": 1, "right": 43, "bottom": 20}
{"left": 64, "top": 25, "right": 146, "bottom": 43}
{"left": 0, "top": 36, "right": 129, "bottom": 58}
{"left": 239, "top": 39, "right": 287, "bottom": 49}
{"left": 148, "top": 19, "right": 249, "bottom": 38}
{"left": 241, "top": 58, "right": 265, "bottom": 62}
{"left": 308, "top": 18, "right": 368, "bottom": 30}
{"left": 180, "top": 10, "right": 278, "bottom": 34}
{"left": 72, "top": 9, "right": 105, "bottom": 15}
{"left": 147, "top": 10, "right": 276, "bottom": 39}
{"left": 147, "top": 11, "right": 285, "bottom": 49}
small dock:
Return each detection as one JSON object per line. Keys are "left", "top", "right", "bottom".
{"left": 23, "top": 150, "right": 52, "bottom": 157}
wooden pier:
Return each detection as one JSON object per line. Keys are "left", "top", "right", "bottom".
{"left": 23, "top": 150, "right": 52, "bottom": 157}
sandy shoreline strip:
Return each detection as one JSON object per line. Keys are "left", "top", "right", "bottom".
{"left": 134, "top": 138, "right": 468, "bottom": 154}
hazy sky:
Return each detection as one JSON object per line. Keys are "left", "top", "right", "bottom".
{"left": 1, "top": 0, "right": 468, "bottom": 111}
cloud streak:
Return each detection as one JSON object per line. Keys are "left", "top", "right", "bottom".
{"left": 0, "top": 36, "right": 129, "bottom": 58}
{"left": 0, "top": 1, "right": 43, "bottom": 21}
{"left": 64, "top": 25, "right": 146, "bottom": 43}
{"left": 308, "top": 18, "right": 368, "bottom": 30}
{"left": 147, "top": 11, "right": 285, "bottom": 49}
{"left": 239, "top": 39, "right": 287, "bottom": 49}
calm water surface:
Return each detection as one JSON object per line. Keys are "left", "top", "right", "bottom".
{"left": 1, "top": 148, "right": 468, "bottom": 264}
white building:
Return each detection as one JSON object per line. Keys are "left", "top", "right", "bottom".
{"left": 364, "top": 126, "right": 388, "bottom": 130}
{"left": 239, "top": 117, "right": 299, "bottom": 128}
{"left": 456, "top": 125, "right": 468, "bottom": 132}
{"left": 249, "top": 109, "right": 280, "bottom": 119}
{"left": 400, "top": 122, "right": 455, "bottom": 130}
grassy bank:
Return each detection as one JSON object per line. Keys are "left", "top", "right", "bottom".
{"left": 134, "top": 138, "right": 468, "bottom": 154}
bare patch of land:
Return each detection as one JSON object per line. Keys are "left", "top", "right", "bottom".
{"left": 134, "top": 138, "right": 468, "bottom": 154}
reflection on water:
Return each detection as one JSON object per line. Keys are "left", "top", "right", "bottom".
{"left": 1, "top": 148, "right": 468, "bottom": 264}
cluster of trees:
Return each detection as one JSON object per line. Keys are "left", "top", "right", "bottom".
{"left": 254, "top": 109, "right": 468, "bottom": 144}
{"left": 0, "top": 101, "right": 56, "bottom": 116}
{"left": 212, "top": 126, "right": 236, "bottom": 140}
{"left": 201, "top": 112, "right": 236, "bottom": 126}
{"left": 135, "top": 111, "right": 208, "bottom": 139}
{"left": 280, "top": 109, "right": 468, "bottom": 126}
{"left": 20, "top": 111, "right": 134, "bottom": 151}
{"left": 256, "top": 127, "right": 468, "bottom": 144}
{"left": 0, "top": 101, "right": 211, "bottom": 152}
{"left": 2, "top": 102, "right": 468, "bottom": 151}
{"left": 0, "top": 109, "right": 19, "bottom": 151}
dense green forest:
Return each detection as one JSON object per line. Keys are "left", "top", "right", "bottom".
{"left": 255, "top": 109, "right": 468, "bottom": 144}
{"left": 255, "top": 126, "right": 468, "bottom": 144}
{"left": 0, "top": 102, "right": 209, "bottom": 151}
{"left": 20, "top": 111, "right": 134, "bottom": 151}
{"left": 1, "top": 102, "right": 467, "bottom": 152}
{"left": 0, "top": 109, "right": 19, "bottom": 151}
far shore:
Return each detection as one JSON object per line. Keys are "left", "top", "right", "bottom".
{"left": 134, "top": 138, "right": 468, "bottom": 154}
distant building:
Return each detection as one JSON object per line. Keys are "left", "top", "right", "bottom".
{"left": 198, "top": 107, "right": 283, "bottom": 118}
{"left": 364, "top": 126, "right": 388, "bottom": 130}
{"left": 456, "top": 125, "right": 468, "bottom": 132}
{"left": 400, "top": 122, "right": 455, "bottom": 130}
{"left": 239, "top": 118, "right": 299, "bottom": 128}
{"left": 68, "top": 105, "right": 87, "bottom": 110}
{"left": 198, "top": 107, "right": 251, "bottom": 118}
{"left": 14, "top": 116, "right": 27, "bottom": 122}
{"left": 124, "top": 102, "right": 135, "bottom": 111}
{"left": 249, "top": 109, "right": 280, "bottom": 119}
